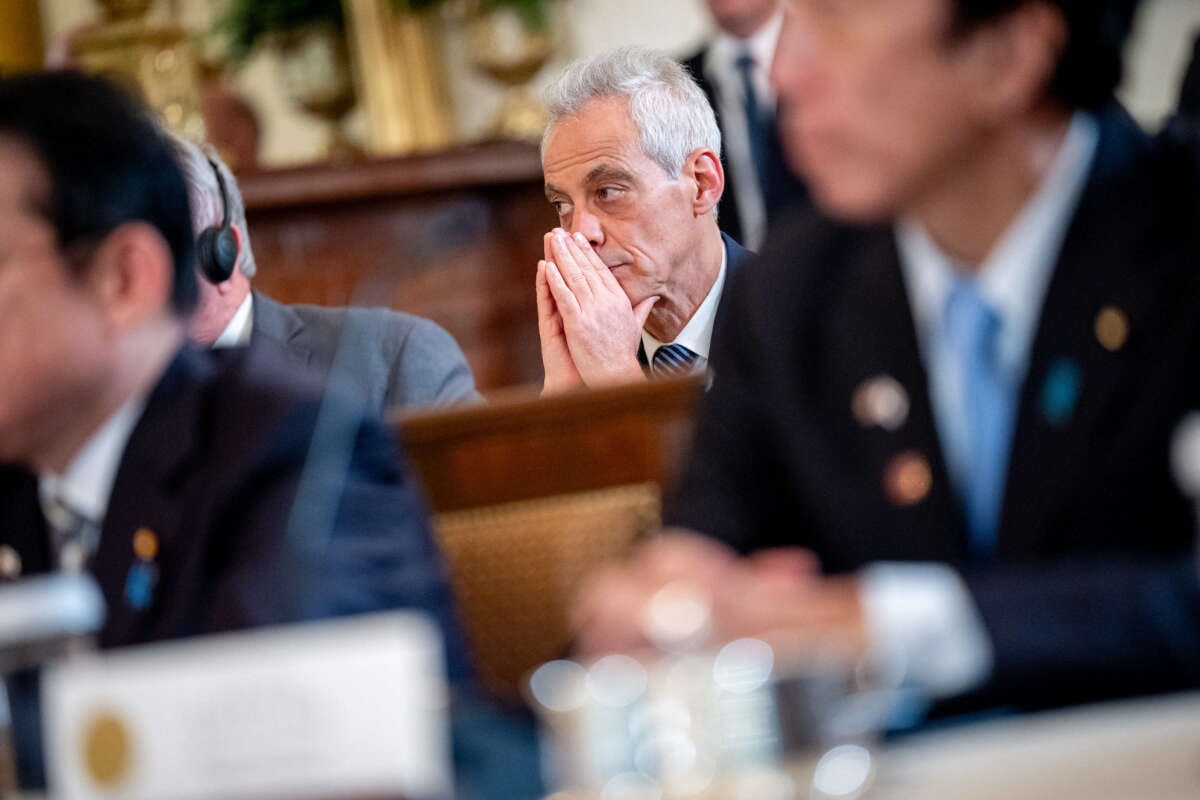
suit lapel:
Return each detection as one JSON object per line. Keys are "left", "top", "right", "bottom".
{"left": 91, "top": 350, "right": 210, "bottom": 647}
{"left": 828, "top": 228, "right": 968, "bottom": 562}
{"left": 998, "top": 109, "right": 1166, "bottom": 556}
{"left": 0, "top": 466, "right": 53, "bottom": 579}
{"left": 251, "top": 292, "right": 315, "bottom": 368}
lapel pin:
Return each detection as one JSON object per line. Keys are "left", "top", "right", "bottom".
{"left": 1094, "top": 305, "right": 1130, "bottom": 352}
{"left": 124, "top": 527, "right": 160, "bottom": 611}
{"left": 852, "top": 375, "right": 910, "bottom": 432}
{"left": 884, "top": 451, "right": 933, "bottom": 507}
{"left": 1041, "top": 358, "right": 1083, "bottom": 428}
{"left": 0, "top": 546, "right": 21, "bottom": 580}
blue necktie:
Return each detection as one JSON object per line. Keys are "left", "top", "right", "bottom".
{"left": 735, "top": 51, "right": 770, "bottom": 191}
{"left": 944, "top": 282, "right": 1015, "bottom": 556}
{"left": 652, "top": 343, "right": 699, "bottom": 377}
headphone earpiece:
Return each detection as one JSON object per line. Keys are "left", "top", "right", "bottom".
{"left": 198, "top": 157, "right": 238, "bottom": 284}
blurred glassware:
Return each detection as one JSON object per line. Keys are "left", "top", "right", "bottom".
{"left": 529, "top": 643, "right": 893, "bottom": 800}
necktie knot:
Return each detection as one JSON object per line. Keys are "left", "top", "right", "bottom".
{"left": 43, "top": 494, "right": 99, "bottom": 573}
{"left": 945, "top": 281, "right": 1000, "bottom": 359}
{"left": 735, "top": 51, "right": 756, "bottom": 75}
{"left": 652, "top": 343, "right": 699, "bottom": 377}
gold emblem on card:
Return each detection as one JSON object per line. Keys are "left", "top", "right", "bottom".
{"left": 82, "top": 710, "right": 132, "bottom": 788}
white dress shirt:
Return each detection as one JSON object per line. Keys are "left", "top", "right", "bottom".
{"left": 211, "top": 292, "right": 255, "bottom": 349}
{"left": 641, "top": 245, "right": 727, "bottom": 373}
{"left": 864, "top": 113, "right": 1100, "bottom": 701}
{"left": 38, "top": 395, "right": 148, "bottom": 563}
{"left": 704, "top": 12, "right": 783, "bottom": 250}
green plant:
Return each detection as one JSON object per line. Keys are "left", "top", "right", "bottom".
{"left": 393, "top": 0, "right": 556, "bottom": 30}
{"left": 221, "top": 0, "right": 559, "bottom": 60}
{"left": 221, "top": 0, "right": 345, "bottom": 59}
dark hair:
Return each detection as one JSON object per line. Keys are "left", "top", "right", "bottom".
{"left": 0, "top": 70, "right": 196, "bottom": 313}
{"left": 950, "top": 0, "right": 1142, "bottom": 111}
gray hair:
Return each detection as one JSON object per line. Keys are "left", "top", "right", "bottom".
{"left": 542, "top": 45, "right": 722, "bottom": 180}
{"left": 165, "top": 131, "right": 257, "bottom": 279}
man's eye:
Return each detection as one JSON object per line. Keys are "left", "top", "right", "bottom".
{"left": 597, "top": 187, "right": 625, "bottom": 202}
{"left": 550, "top": 200, "right": 570, "bottom": 216}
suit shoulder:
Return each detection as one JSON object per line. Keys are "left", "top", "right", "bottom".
{"left": 727, "top": 206, "right": 889, "bottom": 321}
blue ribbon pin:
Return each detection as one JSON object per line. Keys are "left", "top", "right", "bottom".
{"left": 1040, "top": 358, "right": 1083, "bottom": 428}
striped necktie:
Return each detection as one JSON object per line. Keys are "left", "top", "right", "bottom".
{"left": 652, "top": 343, "right": 700, "bottom": 377}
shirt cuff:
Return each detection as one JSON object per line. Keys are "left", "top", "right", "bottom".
{"left": 859, "top": 562, "right": 993, "bottom": 699}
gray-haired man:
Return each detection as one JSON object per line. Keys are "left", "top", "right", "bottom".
{"left": 537, "top": 46, "right": 754, "bottom": 394}
{"left": 168, "top": 133, "right": 480, "bottom": 412}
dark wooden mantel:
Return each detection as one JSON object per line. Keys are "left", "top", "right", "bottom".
{"left": 239, "top": 140, "right": 556, "bottom": 392}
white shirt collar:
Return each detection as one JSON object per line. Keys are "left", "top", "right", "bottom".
{"left": 897, "top": 112, "right": 1100, "bottom": 380}
{"left": 38, "top": 395, "right": 148, "bottom": 527}
{"left": 642, "top": 244, "right": 727, "bottom": 364}
{"left": 211, "top": 292, "right": 255, "bottom": 349}
{"left": 706, "top": 11, "right": 783, "bottom": 107}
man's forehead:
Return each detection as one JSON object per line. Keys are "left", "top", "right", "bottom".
{"left": 543, "top": 107, "right": 664, "bottom": 189}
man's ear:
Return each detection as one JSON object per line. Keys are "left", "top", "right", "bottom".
{"left": 84, "top": 222, "right": 175, "bottom": 329}
{"left": 956, "top": 1, "right": 1067, "bottom": 121}
{"left": 684, "top": 147, "right": 725, "bottom": 217}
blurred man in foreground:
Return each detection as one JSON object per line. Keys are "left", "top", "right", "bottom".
{"left": 167, "top": 133, "right": 480, "bottom": 412}
{"left": 537, "top": 46, "right": 753, "bottom": 393}
{"left": 577, "top": 0, "right": 1200, "bottom": 712}
{"left": 0, "top": 70, "right": 463, "bottom": 783}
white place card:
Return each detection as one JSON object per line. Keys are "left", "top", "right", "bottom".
{"left": 42, "top": 612, "right": 453, "bottom": 800}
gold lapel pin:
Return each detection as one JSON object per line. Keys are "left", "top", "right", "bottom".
{"left": 884, "top": 451, "right": 933, "bottom": 507}
{"left": 1094, "top": 305, "right": 1130, "bottom": 353}
{"left": 0, "top": 546, "right": 21, "bottom": 580}
{"left": 852, "top": 375, "right": 910, "bottom": 432}
{"left": 132, "top": 528, "right": 158, "bottom": 561}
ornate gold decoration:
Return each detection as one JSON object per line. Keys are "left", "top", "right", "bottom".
{"left": 343, "top": 0, "right": 454, "bottom": 156}
{"left": 71, "top": 1, "right": 205, "bottom": 141}
{"left": 467, "top": 6, "right": 556, "bottom": 141}
{"left": 274, "top": 22, "right": 359, "bottom": 160}
{"left": 0, "top": 5, "right": 45, "bottom": 72}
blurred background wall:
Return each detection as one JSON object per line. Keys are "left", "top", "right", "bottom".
{"left": 33, "top": 0, "right": 1200, "bottom": 168}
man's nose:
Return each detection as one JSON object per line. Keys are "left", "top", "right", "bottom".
{"left": 567, "top": 209, "right": 605, "bottom": 248}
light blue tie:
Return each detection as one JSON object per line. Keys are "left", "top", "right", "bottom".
{"left": 944, "top": 281, "right": 1015, "bottom": 556}
{"left": 652, "top": 343, "right": 699, "bottom": 377}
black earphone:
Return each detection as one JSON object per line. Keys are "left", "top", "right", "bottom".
{"left": 196, "top": 158, "right": 239, "bottom": 284}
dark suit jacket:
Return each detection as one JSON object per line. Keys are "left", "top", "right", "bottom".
{"left": 1179, "top": 31, "right": 1200, "bottom": 119}
{"left": 251, "top": 291, "right": 480, "bottom": 413}
{"left": 0, "top": 345, "right": 464, "bottom": 663}
{"left": 666, "top": 106, "right": 1200, "bottom": 710}
{"left": 682, "top": 47, "right": 808, "bottom": 246}
{"left": 0, "top": 344, "right": 469, "bottom": 785}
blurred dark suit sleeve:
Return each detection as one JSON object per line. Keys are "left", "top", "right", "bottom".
{"left": 958, "top": 557, "right": 1200, "bottom": 711}
{"left": 1179, "top": 32, "right": 1200, "bottom": 119}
